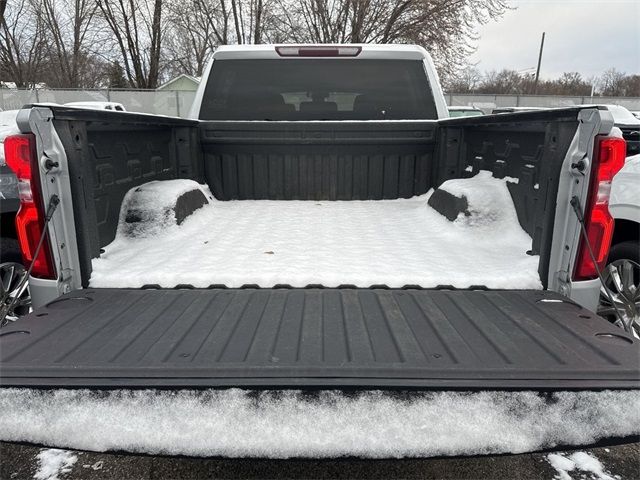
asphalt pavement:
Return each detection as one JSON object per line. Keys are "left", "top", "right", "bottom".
{"left": 1, "top": 441, "right": 639, "bottom": 479}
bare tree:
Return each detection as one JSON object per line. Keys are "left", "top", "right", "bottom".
{"left": 477, "top": 69, "right": 524, "bottom": 94}
{"left": 275, "top": 0, "right": 509, "bottom": 78}
{"left": 35, "top": 0, "right": 103, "bottom": 87}
{"left": 619, "top": 74, "right": 640, "bottom": 97}
{"left": 4, "top": 0, "right": 638, "bottom": 99}
{"left": 0, "top": 0, "right": 7, "bottom": 25}
{"left": 553, "top": 72, "right": 591, "bottom": 96}
{"left": 0, "top": 0, "right": 46, "bottom": 87}
{"left": 252, "top": 0, "right": 263, "bottom": 43}
{"left": 164, "top": 0, "right": 230, "bottom": 77}
{"left": 229, "top": 0, "right": 273, "bottom": 44}
{"left": 453, "top": 69, "right": 595, "bottom": 96}
{"left": 230, "top": 0, "right": 243, "bottom": 42}
{"left": 97, "top": 0, "right": 165, "bottom": 88}
{"left": 598, "top": 68, "right": 627, "bottom": 97}
{"left": 163, "top": 0, "right": 281, "bottom": 77}
{"left": 443, "top": 65, "right": 482, "bottom": 93}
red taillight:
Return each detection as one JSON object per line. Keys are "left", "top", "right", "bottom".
{"left": 275, "top": 46, "right": 362, "bottom": 57}
{"left": 4, "top": 134, "right": 56, "bottom": 279}
{"left": 573, "top": 135, "right": 626, "bottom": 281}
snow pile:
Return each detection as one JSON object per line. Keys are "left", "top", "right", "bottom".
{"left": 115, "top": 179, "right": 211, "bottom": 238}
{"left": 33, "top": 449, "right": 77, "bottom": 480}
{"left": 438, "top": 170, "right": 521, "bottom": 227}
{"left": 0, "top": 389, "right": 638, "bottom": 459}
{"left": 547, "top": 452, "right": 618, "bottom": 480}
{"left": 90, "top": 171, "right": 541, "bottom": 289}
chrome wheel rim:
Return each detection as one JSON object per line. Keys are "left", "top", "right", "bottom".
{"left": 0, "top": 262, "right": 30, "bottom": 326}
{"left": 598, "top": 259, "right": 640, "bottom": 338}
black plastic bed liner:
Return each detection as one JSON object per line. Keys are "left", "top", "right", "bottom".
{"left": 1, "top": 288, "right": 638, "bottom": 389}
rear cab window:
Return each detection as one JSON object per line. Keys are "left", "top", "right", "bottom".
{"left": 200, "top": 59, "right": 438, "bottom": 120}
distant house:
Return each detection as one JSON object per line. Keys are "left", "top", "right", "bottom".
{"left": 156, "top": 74, "right": 200, "bottom": 91}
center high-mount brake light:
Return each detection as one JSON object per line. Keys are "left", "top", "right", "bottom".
{"left": 4, "top": 134, "right": 56, "bottom": 279}
{"left": 275, "top": 46, "right": 362, "bottom": 57}
{"left": 573, "top": 135, "right": 626, "bottom": 281}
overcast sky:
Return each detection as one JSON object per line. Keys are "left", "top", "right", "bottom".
{"left": 470, "top": 0, "right": 639, "bottom": 79}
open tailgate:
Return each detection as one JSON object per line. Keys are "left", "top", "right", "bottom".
{"left": 1, "top": 288, "right": 638, "bottom": 389}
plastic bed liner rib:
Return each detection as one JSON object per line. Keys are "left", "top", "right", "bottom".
{"left": 0, "top": 289, "right": 638, "bottom": 389}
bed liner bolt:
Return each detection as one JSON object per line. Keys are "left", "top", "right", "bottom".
{"left": 43, "top": 155, "right": 59, "bottom": 171}
{"left": 571, "top": 159, "right": 586, "bottom": 172}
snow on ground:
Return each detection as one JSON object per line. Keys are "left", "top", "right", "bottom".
{"left": 90, "top": 171, "right": 541, "bottom": 289}
{"left": 0, "top": 389, "right": 638, "bottom": 459}
{"left": 547, "top": 451, "right": 619, "bottom": 480}
{"left": 33, "top": 449, "right": 77, "bottom": 480}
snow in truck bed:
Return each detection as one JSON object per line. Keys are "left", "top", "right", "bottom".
{"left": 89, "top": 171, "right": 542, "bottom": 289}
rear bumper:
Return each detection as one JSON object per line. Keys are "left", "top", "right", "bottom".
{"left": 3, "top": 441, "right": 638, "bottom": 476}
{"left": 569, "top": 278, "right": 601, "bottom": 313}
{"left": 27, "top": 276, "right": 60, "bottom": 309}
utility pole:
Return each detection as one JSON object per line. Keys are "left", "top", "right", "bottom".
{"left": 533, "top": 32, "right": 545, "bottom": 94}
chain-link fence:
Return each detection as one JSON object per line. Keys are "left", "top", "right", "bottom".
{"left": 1, "top": 88, "right": 639, "bottom": 117}
{"left": 445, "top": 94, "right": 640, "bottom": 113}
{"left": 0, "top": 88, "right": 196, "bottom": 117}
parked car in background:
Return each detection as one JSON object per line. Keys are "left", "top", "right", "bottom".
{"left": 0, "top": 110, "right": 19, "bottom": 164}
{"left": 64, "top": 101, "right": 126, "bottom": 111}
{"left": 491, "top": 106, "right": 547, "bottom": 114}
{"left": 447, "top": 106, "right": 484, "bottom": 118}
{"left": 0, "top": 109, "right": 21, "bottom": 263}
{"left": 606, "top": 104, "right": 640, "bottom": 157}
{"left": 598, "top": 105, "right": 640, "bottom": 335}
{"left": 605, "top": 152, "right": 640, "bottom": 336}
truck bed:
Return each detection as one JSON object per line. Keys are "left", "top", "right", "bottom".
{"left": 1, "top": 288, "right": 638, "bottom": 389}
{"left": 89, "top": 182, "right": 540, "bottom": 290}
{"left": 52, "top": 108, "right": 584, "bottom": 290}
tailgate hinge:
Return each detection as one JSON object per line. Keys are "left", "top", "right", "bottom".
{"left": 556, "top": 270, "right": 571, "bottom": 297}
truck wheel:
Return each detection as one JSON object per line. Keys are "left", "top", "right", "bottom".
{"left": 0, "top": 262, "right": 31, "bottom": 326}
{"left": 597, "top": 241, "right": 640, "bottom": 338}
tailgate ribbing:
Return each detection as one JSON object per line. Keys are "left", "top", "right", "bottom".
{"left": 0, "top": 289, "right": 638, "bottom": 389}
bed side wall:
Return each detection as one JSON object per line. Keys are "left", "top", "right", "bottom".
{"left": 55, "top": 110, "right": 201, "bottom": 286}
{"left": 436, "top": 112, "right": 580, "bottom": 288}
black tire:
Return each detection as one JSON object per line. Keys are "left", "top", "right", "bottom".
{"left": 0, "top": 237, "right": 22, "bottom": 264}
{"left": 608, "top": 240, "right": 640, "bottom": 265}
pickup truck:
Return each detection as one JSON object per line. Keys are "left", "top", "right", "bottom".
{"left": 0, "top": 45, "right": 638, "bottom": 458}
